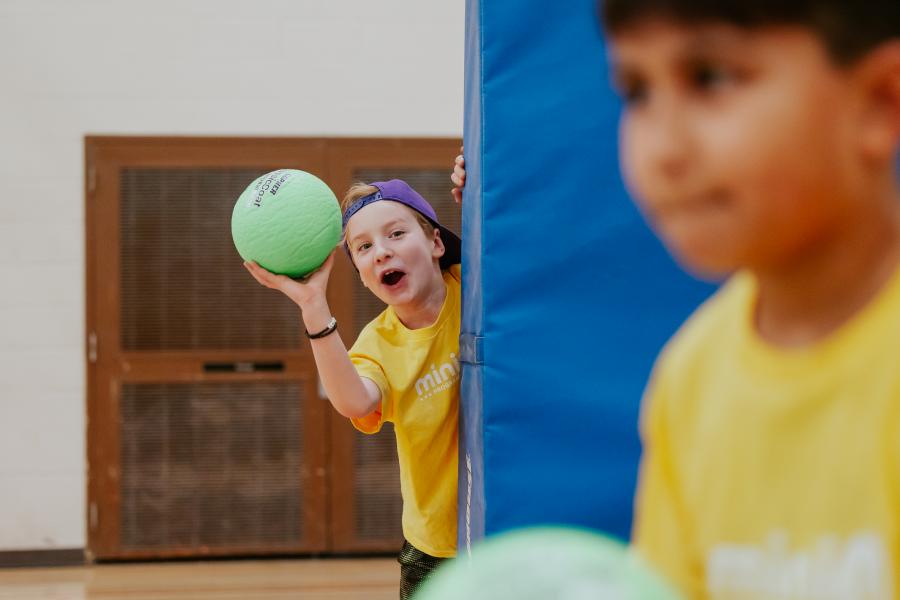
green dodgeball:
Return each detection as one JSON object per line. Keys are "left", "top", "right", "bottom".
{"left": 231, "top": 169, "right": 341, "bottom": 278}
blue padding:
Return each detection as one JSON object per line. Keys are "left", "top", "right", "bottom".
{"left": 458, "top": 0, "right": 485, "bottom": 554}
{"left": 460, "top": 0, "right": 715, "bottom": 547}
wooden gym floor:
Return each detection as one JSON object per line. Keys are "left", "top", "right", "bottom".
{"left": 0, "top": 557, "right": 399, "bottom": 600}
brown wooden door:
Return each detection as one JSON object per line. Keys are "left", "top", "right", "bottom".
{"left": 86, "top": 138, "right": 332, "bottom": 560}
{"left": 324, "top": 139, "right": 463, "bottom": 553}
{"left": 85, "top": 136, "right": 461, "bottom": 560}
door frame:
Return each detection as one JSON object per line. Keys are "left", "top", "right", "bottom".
{"left": 85, "top": 136, "right": 462, "bottom": 559}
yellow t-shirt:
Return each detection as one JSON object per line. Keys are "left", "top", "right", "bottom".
{"left": 635, "top": 269, "right": 900, "bottom": 599}
{"left": 349, "top": 264, "right": 460, "bottom": 558}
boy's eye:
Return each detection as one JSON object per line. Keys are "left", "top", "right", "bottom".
{"left": 621, "top": 82, "right": 648, "bottom": 106}
{"left": 356, "top": 242, "right": 371, "bottom": 252}
{"left": 688, "top": 62, "right": 736, "bottom": 91}
{"left": 390, "top": 230, "right": 405, "bottom": 238}
{"left": 613, "top": 74, "right": 649, "bottom": 107}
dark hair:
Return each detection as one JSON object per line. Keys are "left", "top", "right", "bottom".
{"left": 600, "top": 0, "right": 900, "bottom": 64}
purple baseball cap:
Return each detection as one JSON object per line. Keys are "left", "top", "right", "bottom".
{"left": 342, "top": 179, "right": 461, "bottom": 270}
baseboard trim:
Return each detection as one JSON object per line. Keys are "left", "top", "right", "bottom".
{"left": 0, "top": 549, "right": 85, "bottom": 568}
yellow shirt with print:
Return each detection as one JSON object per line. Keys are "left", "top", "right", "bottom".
{"left": 349, "top": 264, "right": 460, "bottom": 558}
{"left": 635, "top": 269, "right": 900, "bottom": 599}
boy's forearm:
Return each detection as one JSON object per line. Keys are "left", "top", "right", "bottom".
{"left": 300, "top": 303, "right": 379, "bottom": 419}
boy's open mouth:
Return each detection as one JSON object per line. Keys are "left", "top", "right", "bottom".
{"left": 381, "top": 270, "right": 406, "bottom": 286}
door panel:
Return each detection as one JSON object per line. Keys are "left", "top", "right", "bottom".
{"left": 87, "top": 138, "right": 329, "bottom": 559}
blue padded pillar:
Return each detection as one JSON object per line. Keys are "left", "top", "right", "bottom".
{"left": 458, "top": 0, "right": 715, "bottom": 552}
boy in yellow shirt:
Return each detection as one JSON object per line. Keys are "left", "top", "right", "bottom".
{"left": 596, "top": 1, "right": 900, "bottom": 597}
{"left": 245, "top": 179, "right": 460, "bottom": 599}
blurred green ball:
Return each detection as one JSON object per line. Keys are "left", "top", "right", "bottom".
{"left": 416, "top": 528, "right": 682, "bottom": 600}
{"left": 231, "top": 169, "right": 341, "bottom": 278}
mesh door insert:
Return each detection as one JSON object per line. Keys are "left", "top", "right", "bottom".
{"left": 120, "top": 168, "right": 301, "bottom": 351}
{"left": 119, "top": 382, "right": 304, "bottom": 551}
{"left": 353, "top": 422, "right": 402, "bottom": 540}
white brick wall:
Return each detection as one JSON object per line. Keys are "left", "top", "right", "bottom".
{"left": 0, "top": 0, "right": 463, "bottom": 550}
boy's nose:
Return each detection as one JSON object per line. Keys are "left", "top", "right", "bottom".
{"left": 374, "top": 243, "right": 393, "bottom": 262}
{"left": 646, "top": 103, "right": 693, "bottom": 182}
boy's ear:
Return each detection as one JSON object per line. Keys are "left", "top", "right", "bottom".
{"left": 432, "top": 228, "right": 446, "bottom": 259}
{"left": 855, "top": 40, "right": 900, "bottom": 163}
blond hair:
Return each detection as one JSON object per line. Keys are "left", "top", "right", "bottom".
{"left": 341, "top": 182, "right": 435, "bottom": 244}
